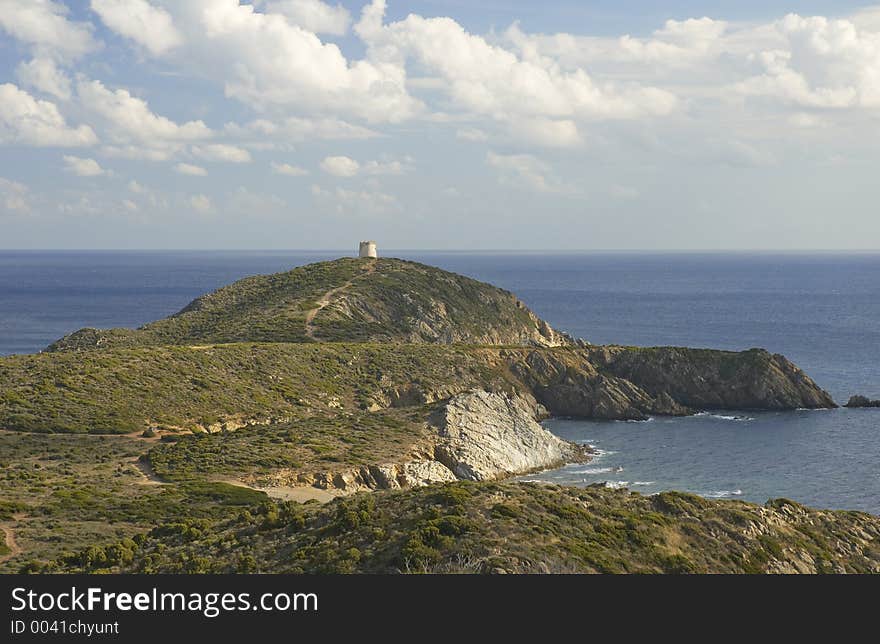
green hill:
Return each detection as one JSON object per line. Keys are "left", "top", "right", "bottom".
{"left": 47, "top": 258, "right": 568, "bottom": 350}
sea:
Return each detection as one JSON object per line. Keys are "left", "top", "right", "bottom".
{"left": 0, "top": 250, "right": 878, "bottom": 513}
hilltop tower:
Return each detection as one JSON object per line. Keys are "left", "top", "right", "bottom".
{"left": 359, "top": 240, "right": 378, "bottom": 258}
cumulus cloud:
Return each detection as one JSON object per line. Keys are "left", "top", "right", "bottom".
{"left": 357, "top": 0, "right": 678, "bottom": 129}
{"left": 736, "top": 14, "right": 880, "bottom": 109}
{"left": 189, "top": 194, "right": 213, "bottom": 213}
{"left": 0, "top": 0, "right": 97, "bottom": 60}
{"left": 0, "top": 84, "right": 98, "bottom": 147}
{"left": 91, "top": 0, "right": 184, "bottom": 56}
{"left": 192, "top": 143, "right": 252, "bottom": 163}
{"left": 16, "top": 58, "right": 72, "bottom": 100}
{"left": 271, "top": 162, "right": 309, "bottom": 176}
{"left": 320, "top": 155, "right": 361, "bottom": 177}
{"left": 0, "top": 177, "right": 31, "bottom": 214}
{"left": 63, "top": 155, "right": 110, "bottom": 176}
{"left": 175, "top": 162, "right": 208, "bottom": 176}
{"left": 259, "top": 0, "right": 351, "bottom": 36}
{"left": 141, "top": 0, "right": 419, "bottom": 122}
{"left": 78, "top": 79, "right": 212, "bottom": 144}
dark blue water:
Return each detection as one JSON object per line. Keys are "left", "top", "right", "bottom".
{"left": 1, "top": 251, "right": 878, "bottom": 512}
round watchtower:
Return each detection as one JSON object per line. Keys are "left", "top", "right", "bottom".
{"left": 359, "top": 240, "right": 378, "bottom": 258}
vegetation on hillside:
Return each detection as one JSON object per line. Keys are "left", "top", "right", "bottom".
{"left": 37, "top": 482, "right": 880, "bottom": 574}
{"left": 47, "top": 258, "right": 560, "bottom": 350}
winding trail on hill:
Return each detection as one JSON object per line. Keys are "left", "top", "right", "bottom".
{"left": 132, "top": 458, "right": 168, "bottom": 485}
{"left": 0, "top": 519, "right": 23, "bottom": 564}
{"left": 304, "top": 259, "right": 376, "bottom": 340}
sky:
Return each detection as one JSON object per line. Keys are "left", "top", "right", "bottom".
{"left": 1, "top": 1, "right": 879, "bottom": 250}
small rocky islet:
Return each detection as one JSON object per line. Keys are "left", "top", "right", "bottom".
{"left": 2, "top": 255, "right": 877, "bottom": 574}
{"left": 845, "top": 395, "right": 880, "bottom": 408}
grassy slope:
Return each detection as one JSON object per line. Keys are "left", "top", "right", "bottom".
{"left": 0, "top": 342, "right": 830, "bottom": 435}
{"left": 0, "top": 343, "right": 519, "bottom": 433}
{"left": 47, "top": 258, "right": 548, "bottom": 349}
{"left": 43, "top": 482, "right": 880, "bottom": 575}
{"left": 0, "top": 430, "right": 267, "bottom": 573}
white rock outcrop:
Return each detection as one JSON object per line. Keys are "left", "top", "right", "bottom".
{"left": 431, "top": 389, "right": 585, "bottom": 481}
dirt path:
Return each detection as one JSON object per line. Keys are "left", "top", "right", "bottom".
{"left": 214, "top": 478, "right": 341, "bottom": 504}
{"left": 304, "top": 260, "right": 376, "bottom": 339}
{"left": 131, "top": 458, "right": 168, "bottom": 485}
{"left": 0, "top": 520, "right": 23, "bottom": 564}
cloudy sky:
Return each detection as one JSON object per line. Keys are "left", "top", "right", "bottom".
{"left": 1, "top": 1, "right": 879, "bottom": 250}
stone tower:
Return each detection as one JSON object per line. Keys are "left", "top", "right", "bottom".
{"left": 359, "top": 240, "right": 377, "bottom": 258}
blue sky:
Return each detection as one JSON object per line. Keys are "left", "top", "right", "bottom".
{"left": 2, "top": 1, "right": 880, "bottom": 249}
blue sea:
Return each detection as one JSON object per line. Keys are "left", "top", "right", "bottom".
{"left": 1, "top": 251, "right": 878, "bottom": 513}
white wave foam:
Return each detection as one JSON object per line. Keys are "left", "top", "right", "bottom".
{"left": 702, "top": 489, "right": 744, "bottom": 498}
{"left": 571, "top": 466, "right": 614, "bottom": 475}
{"left": 695, "top": 412, "right": 754, "bottom": 422}
{"left": 631, "top": 481, "right": 655, "bottom": 486}
{"left": 603, "top": 480, "right": 629, "bottom": 489}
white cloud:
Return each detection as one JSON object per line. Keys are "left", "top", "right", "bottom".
{"left": 357, "top": 0, "right": 678, "bottom": 128}
{"left": 271, "top": 162, "right": 309, "bottom": 176}
{"left": 128, "top": 180, "right": 146, "bottom": 193}
{"left": 456, "top": 128, "right": 488, "bottom": 142}
{"left": 101, "top": 144, "right": 181, "bottom": 161}
{"left": 224, "top": 116, "right": 379, "bottom": 142}
{"left": 77, "top": 79, "right": 213, "bottom": 161}
{"left": 0, "top": 178, "right": 31, "bottom": 214}
{"left": 122, "top": 198, "right": 138, "bottom": 211}
{"left": 63, "top": 155, "right": 109, "bottom": 177}
{"left": 0, "top": 84, "right": 98, "bottom": 147}
{"left": 320, "top": 155, "right": 360, "bottom": 177}
{"left": 311, "top": 184, "right": 398, "bottom": 215}
{"left": 192, "top": 144, "right": 252, "bottom": 163}
{"left": 175, "top": 162, "right": 208, "bottom": 176}
{"left": 227, "top": 186, "right": 286, "bottom": 214}
{"left": 362, "top": 159, "right": 407, "bottom": 175}
{"left": 189, "top": 194, "right": 213, "bottom": 213}
{"left": 507, "top": 117, "right": 582, "bottom": 148}
{"left": 260, "top": 0, "right": 351, "bottom": 36}
{"left": 78, "top": 79, "right": 211, "bottom": 144}
{"left": 486, "top": 151, "right": 565, "bottom": 193}
{"left": 736, "top": 14, "right": 880, "bottom": 109}
{"left": 143, "top": 0, "right": 419, "bottom": 122}
{"left": 319, "top": 155, "right": 407, "bottom": 177}
{"left": 0, "top": 0, "right": 97, "bottom": 60}
{"left": 91, "top": 0, "right": 184, "bottom": 56}
{"left": 16, "top": 58, "right": 72, "bottom": 100}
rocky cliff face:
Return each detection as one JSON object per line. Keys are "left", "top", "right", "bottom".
{"left": 585, "top": 346, "right": 837, "bottom": 410}
{"left": 250, "top": 390, "right": 589, "bottom": 495}
{"left": 431, "top": 390, "right": 587, "bottom": 480}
